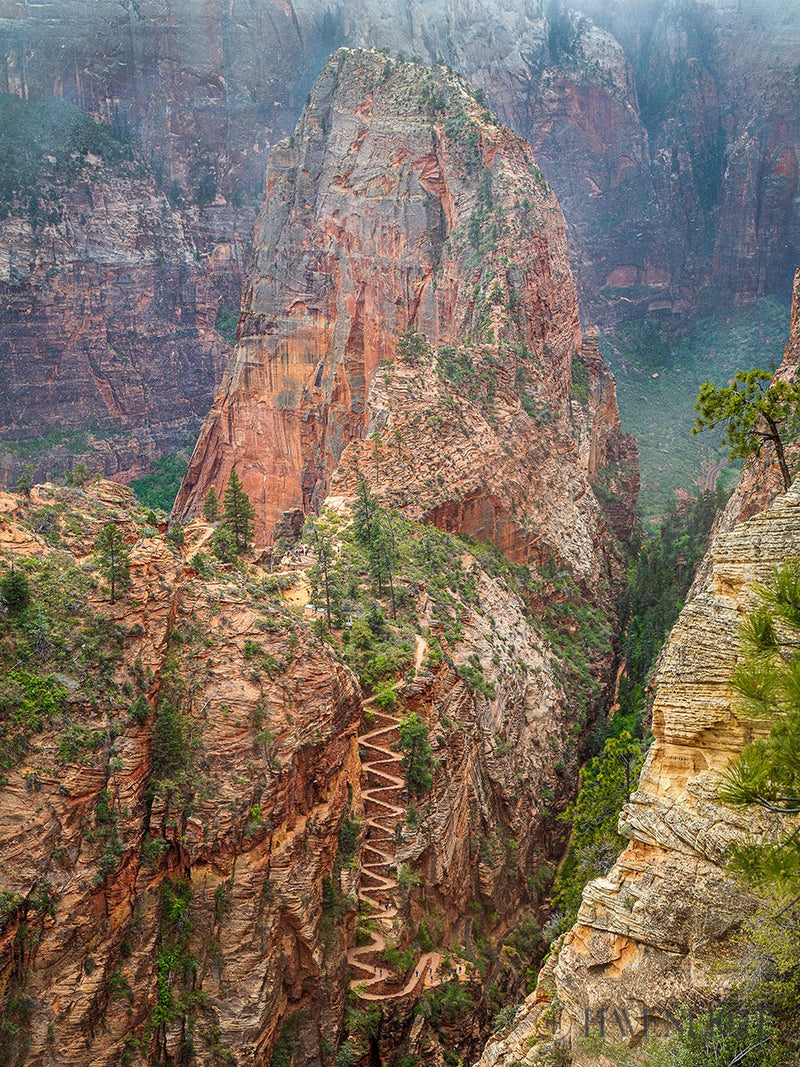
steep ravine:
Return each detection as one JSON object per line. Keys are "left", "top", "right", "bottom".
{"left": 475, "top": 276, "right": 800, "bottom": 1066}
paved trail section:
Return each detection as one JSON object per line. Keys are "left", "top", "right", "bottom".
{"left": 346, "top": 698, "right": 455, "bottom": 999}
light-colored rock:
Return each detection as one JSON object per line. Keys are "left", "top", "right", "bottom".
{"left": 473, "top": 480, "right": 800, "bottom": 1066}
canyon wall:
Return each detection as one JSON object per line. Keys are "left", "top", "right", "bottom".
{"left": 476, "top": 487, "right": 800, "bottom": 1066}
{"left": 0, "top": 48, "right": 641, "bottom": 1067}
{"left": 175, "top": 48, "right": 637, "bottom": 566}
{"left": 0, "top": 481, "right": 362, "bottom": 1065}
{"left": 0, "top": 0, "right": 797, "bottom": 486}
{"left": 0, "top": 136, "right": 234, "bottom": 486}
{"left": 475, "top": 268, "right": 800, "bottom": 1067}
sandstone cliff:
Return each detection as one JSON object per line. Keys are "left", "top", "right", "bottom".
{"left": 2, "top": 0, "right": 795, "bottom": 326}
{"left": 0, "top": 472, "right": 630, "bottom": 1066}
{"left": 0, "top": 481, "right": 362, "bottom": 1065}
{"left": 171, "top": 49, "right": 638, "bottom": 1065}
{"left": 0, "top": 129, "right": 234, "bottom": 487}
{"left": 0, "top": 96, "right": 247, "bottom": 488}
{"left": 0, "top": 0, "right": 797, "bottom": 487}
{"left": 0, "top": 52, "right": 643, "bottom": 1066}
{"left": 175, "top": 48, "right": 637, "bottom": 569}
{"left": 473, "top": 277, "right": 800, "bottom": 1066}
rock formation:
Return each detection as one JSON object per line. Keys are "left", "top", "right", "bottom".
{"left": 168, "top": 49, "right": 640, "bottom": 1064}
{"left": 475, "top": 486, "right": 800, "bottom": 1064}
{"left": 474, "top": 271, "right": 800, "bottom": 1067}
{"left": 0, "top": 1, "right": 797, "bottom": 487}
{"left": 0, "top": 1, "right": 797, "bottom": 488}
{"left": 175, "top": 48, "right": 637, "bottom": 567}
{"left": 0, "top": 52, "right": 643, "bottom": 1065}
{"left": 1, "top": 0, "right": 796, "bottom": 333}
{"left": 0, "top": 481, "right": 362, "bottom": 1066}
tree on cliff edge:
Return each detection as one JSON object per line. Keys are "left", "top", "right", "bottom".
{"left": 693, "top": 370, "right": 800, "bottom": 491}
{"left": 716, "top": 559, "right": 800, "bottom": 1047}
{"left": 93, "top": 522, "right": 131, "bottom": 604}
{"left": 719, "top": 559, "right": 800, "bottom": 892}
{"left": 220, "top": 470, "right": 255, "bottom": 554}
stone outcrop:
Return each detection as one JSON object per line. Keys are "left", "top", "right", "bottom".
{"left": 473, "top": 277, "right": 800, "bottom": 1066}
{"left": 0, "top": 471, "right": 628, "bottom": 1065}
{"left": 0, "top": 481, "right": 362, "bottom": 1065}
{"left": 175, "top": 48, "right": 637, "bottom": 570}
{"left": 171, "top": 51, "right": 638, "bottom": 1065}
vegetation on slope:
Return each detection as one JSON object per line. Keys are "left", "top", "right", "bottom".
{"left": 548, "top": 488, "right": 728, "bottom": 935}
{"left": 0, "top": 95, "right": 134, "bottom": 220}
{"left": 129, "top": 452, "right": 190, "bottom": 513}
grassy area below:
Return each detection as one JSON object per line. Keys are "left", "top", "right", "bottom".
{"left": 601, "top": 298, "right": 790, "bottom": 525}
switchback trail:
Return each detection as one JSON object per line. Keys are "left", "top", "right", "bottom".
{"left": 346, "top": 636, "right": 469, "bottom": 1001}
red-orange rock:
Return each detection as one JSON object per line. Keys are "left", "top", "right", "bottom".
{"left": 176, "top": 49, "right": 637, "bottom": 577}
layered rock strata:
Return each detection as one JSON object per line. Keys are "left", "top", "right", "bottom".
{"left": 173, "top": 49, "right": 639, "bottom": 1063}
{"left": 475, "top": 478, "right": 800, "bottom": 1067}
{"left": 0, "top": 148, "right": 233, "bottom": 486}
{"left": 1, "top": 0, "right": 798, "bottom": 485}
{"left": 176, "top": 48, "right": 637, "bottom": 573}
{"left": 0, "top": 481, "right": 361, "bottom": 1065}
{"left": 2, "top": 0, "right": 796, "bottom": 328}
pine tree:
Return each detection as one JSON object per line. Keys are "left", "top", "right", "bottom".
{"left": 202, "top": 486, "right": 220, "bottom": 522}
{"left": 693, "top": 370, "right": 800, "bottom": 491}
{"left": 398, "top": 711, "right": 434, "bottom": 796}
{"left": 351, "top": 477, "right": 398, "bottom": 617}
{"left": 221, "top": 470, "right": 255, "bottom": 553}
{"left": 307, "top": 519, "right": 340, "bottom": 626}
{"left": 93, "top": 523, "right": 131, "bottom": 604}
{"left": 719, "top": 559, "right": 800, "bottom": 893}
{"left": 0, "top": 566, "right": 30, "bottom": 614}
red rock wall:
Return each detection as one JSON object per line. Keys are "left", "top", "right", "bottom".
{"left": 176, "top": 50, "right": 637, "bottom": 575}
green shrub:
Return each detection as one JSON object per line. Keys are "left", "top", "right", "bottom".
{"left": 130, "top": 452, "right": 189, "bottom": 512}
{"left": 0, "top": 569, "right": 30, "bottom": 613}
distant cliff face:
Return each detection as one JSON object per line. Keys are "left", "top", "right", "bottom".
{"left": 0, "top": 0, "right": 796, "bottom": 487}
{"left": 0, "top": 138, "right": 234, "bottom": 486}
{"left": 175, "top": 48, "right": 637, "bottom": 568}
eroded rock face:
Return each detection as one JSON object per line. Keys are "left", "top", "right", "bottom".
{"left": 0, "top": 482, "right": 361, "bottom": 1066}
{"left": 0, "top": 156, "right": 234, "bottom": 486}
{"left": 473, "top": 404, "right": 800, "bottom": 1067}
{"left": 176, "top": 48, "right": 637, "bottom": 569}
{"left": 0, "top": 0, "right": 797, "bottom": 486}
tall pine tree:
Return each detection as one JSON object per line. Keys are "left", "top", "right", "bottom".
{"left": 221, "top": 470, "right": 255, "bottom": 553}
{"left": 719, "top": 559, "right": 800, "bottom": 892}
{"left": 93, "top": 523, "right": 131, "bottom": 604}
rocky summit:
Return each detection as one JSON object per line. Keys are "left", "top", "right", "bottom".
{"left": 175, "top": 49, "right": 637, "bottom": 564}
